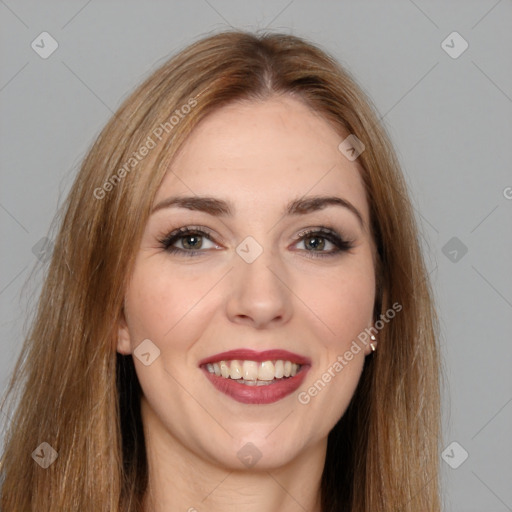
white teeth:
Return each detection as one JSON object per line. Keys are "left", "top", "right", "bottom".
{"left": 242, "top": 360, "right": 259, "bottom": 381}
{"left": 230, "top": 360, "right": 243, "bottom": 380}
{"left": 220, "top": 361, "right": 230, "bottom": 378}
{"left": 274, "top": 360, "right": 284, "bottom": 378}
{"left": 204, "top": 359, "right": 303, "bottom": 381}
{"left": 258, "top": 361, "right": 275, "bottom": 381}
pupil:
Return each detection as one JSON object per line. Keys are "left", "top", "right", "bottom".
{"left": 184, "top": 235, "right": 201, "bottom": 249}
{"left": 307, "top": 236, "right": 324, "bottom": 250}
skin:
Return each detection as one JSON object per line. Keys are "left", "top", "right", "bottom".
{"left": 117, "top": 94, "right": 377, "bottom": 512}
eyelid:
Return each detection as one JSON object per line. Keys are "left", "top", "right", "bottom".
{"left": 295, "top": 226, "right": 347, "bottom": 239}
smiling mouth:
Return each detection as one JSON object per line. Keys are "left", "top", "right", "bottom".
{"left": 199, "top": 349, "right": 311, "bottom": 404}
{"left": 202, "top": 359, "right": 302, "bottom": 386}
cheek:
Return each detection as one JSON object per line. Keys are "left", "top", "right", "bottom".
{"left": 126, "top": 249, "right": 376, "bottom": 354}
{"left": 299, "top": 256, "right": 376, "bottom": 348}
{"left": 294, "top": 260, "right": 374, "bottom": 433}
{"left": 123, "top": 259, "right": 219, "bottom": 350}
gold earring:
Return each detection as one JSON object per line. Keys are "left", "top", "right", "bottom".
{"left": 370, "top": 334, "right": 377, "bottom": 352}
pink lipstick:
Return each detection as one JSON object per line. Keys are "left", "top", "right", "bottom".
{"left": 199, "top": 349, "right": 311, "bottom": 405}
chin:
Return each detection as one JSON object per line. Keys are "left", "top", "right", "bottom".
{"left": 207, "top": 431, "right": 308, "bottom": 471}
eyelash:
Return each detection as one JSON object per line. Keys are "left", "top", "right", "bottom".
{"left": 158, "top": 225, "right": 355, "bottom": 259}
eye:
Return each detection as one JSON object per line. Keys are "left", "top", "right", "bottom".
{"left": 158, "top": 226, "right": 220, "bottom": 257}
{"left": 158, "top": 225, "right": 355, "bottom": 258}
{"left": 293, "top": 227, "right": 355, "bottom": 258}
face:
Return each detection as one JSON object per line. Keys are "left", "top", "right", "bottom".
{"left": 117, "top": 95, "right": 377, "bottom": 471}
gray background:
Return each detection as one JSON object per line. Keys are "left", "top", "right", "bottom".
{"left": 1, "top": 1, "right": 511, "bottom": 510}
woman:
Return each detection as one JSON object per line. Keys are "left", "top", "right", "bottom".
{"left": 0, "top": 29, "right": 442, "bottom": 511}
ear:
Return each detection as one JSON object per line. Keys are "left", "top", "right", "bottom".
{"left": 117, "top": 306, "right": 133, "bottom": 355}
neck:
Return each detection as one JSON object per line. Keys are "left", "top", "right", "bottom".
{"left": 140, "top": 396, "right": 325, "bottom": 512}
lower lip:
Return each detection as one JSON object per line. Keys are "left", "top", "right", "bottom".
{"left": 201, "top": 366, "right": 310, "bottom": 404}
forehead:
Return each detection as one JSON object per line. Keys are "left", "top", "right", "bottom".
{"left": 155, "top": 95, "right": 369, "bottom": 224}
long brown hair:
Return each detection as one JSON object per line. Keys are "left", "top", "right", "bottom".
{"left": 0, "top": 29, "right": 443, "bottom": 511}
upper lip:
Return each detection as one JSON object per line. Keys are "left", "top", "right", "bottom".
{"left": 198, "top": 349, "right": 311, "bottom": 366}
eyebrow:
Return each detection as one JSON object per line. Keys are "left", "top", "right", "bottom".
{"left": 151, "top": 194, "right": 364, "bottom": 228}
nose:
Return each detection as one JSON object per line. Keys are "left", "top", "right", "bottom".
{"left": 225, "top": 244, "right": 292, "bottom": 329}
